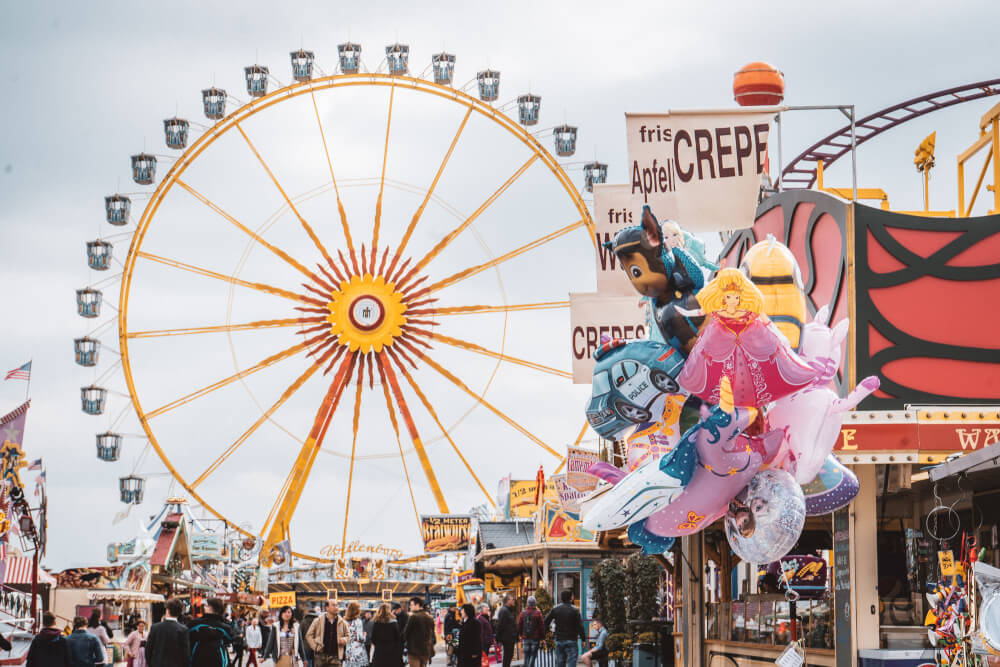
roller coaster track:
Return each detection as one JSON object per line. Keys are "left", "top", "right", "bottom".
{"left": 781, "top": 78, "right": 1000, "bottom": 189}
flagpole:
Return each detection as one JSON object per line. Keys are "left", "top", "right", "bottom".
{"left": 24, "top": 359, "right": 31, "bottom": 402}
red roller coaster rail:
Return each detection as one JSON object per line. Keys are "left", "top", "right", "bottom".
{"left": 781, "top": 78, "right": 1000, "bottom": 189}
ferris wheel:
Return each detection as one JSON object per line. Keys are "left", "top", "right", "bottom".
{"left": 75, "top": 42, "right": 609, "bottom": 563}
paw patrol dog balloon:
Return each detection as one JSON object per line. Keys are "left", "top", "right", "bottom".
{"left": 607, "top": 206, "right": 705, "bottom": 352}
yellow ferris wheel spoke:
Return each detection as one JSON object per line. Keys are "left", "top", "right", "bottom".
{"left": 410, "top": 348, "right": 562, "bottom": 459}
{"left": 144, "top": 336, "right": 319, "bottom": 420}
{"left": 341, "top": 354, "right": 367, "bottom": 552}
{"left": 415, "top": 330, "right": 572, "bottom": 379}
{"left": 374, "top": 354, "right": 423, "bottom": 531}
{"left": 234, "top": 121, "right": 337, "bottom": 272}
{"left": 409, "top": 301, "right": 570, "bottom": 317}
{"left": 399, "top": 153, "right": 540, "bottom": 286}
{"left": 190, "top": 343, "right": 338, "bottom": 489}
{"left": 376, "top": 351, "right": 449, "bottom": 512}
{"left": 410, "top": 218, "right": 586, "bottom": 299}
{"left": 310, "top": 89, "right": 359, "bottom": 275}
{"left": 261, "top": 350, "right": 359, "bottom": 560}
{"left": 370, "top": 85, "right": 395, "bottom": 275}
{"left": 175, "top": 179, "right": 325, "bottom": 284}
{"left": 386, "top": 348, "right": 496, "bottom": 508}
{"left": 389, "top": 107, "right": 473, "bottom": 278}
{"left": 127, "top": 317, "right": 318, "bottom": 339}
{"left": 135, "top": 251, "right": 315, "bottom": 305}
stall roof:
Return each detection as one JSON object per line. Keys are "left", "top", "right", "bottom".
{"left": 2, "top": 559, "right": 56, "bottom": 585}
{"left": 87, "top": 590, "right": 164, "bottom": 603}
{"left": 479, "top": 522, "right": 533, "bottom": 551}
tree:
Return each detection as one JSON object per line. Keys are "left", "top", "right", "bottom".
{"left": 625, "top": 553, "right": 661, "bottom": 638}
{"left": 591, "top": 558, "right": 627, "bottom": 635}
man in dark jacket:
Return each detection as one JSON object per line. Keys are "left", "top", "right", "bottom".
{"left": 65, "top": 616, "right": 104, "bottom": 667}
{"left": 494, "top": 595, "right": 518, "bottom": 667}
{"left": 187, "top": 597, "right": 233, "bottom": 667}
{"left": 543, "top": 590, "right": 586, "bottom": 667}
{"left": 402, "top": 597, "right": 435, "bottom": 667}
{"left": 146, "top": 598, "right": 191, "bottom": 667}
{"left": 27, "top": 611, "right": 70, "bottom": 667}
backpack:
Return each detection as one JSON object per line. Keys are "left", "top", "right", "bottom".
{"left": 521, "top": 610, "right": 539, "bottom": 640}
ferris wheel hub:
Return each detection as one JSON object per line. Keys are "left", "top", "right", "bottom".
{"left": 326, "top": 273, "right": 408, "bottom": 354}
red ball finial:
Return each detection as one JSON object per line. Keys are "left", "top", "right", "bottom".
{"left": 733, "top": 62, "right": 785, "bottom": 106}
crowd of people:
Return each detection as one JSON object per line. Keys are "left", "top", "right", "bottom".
{"left": 23, "top": 589, "right": 605, "bottom": 667}
{"left": 25, "top": 595, "right": 440, "bottom": 667}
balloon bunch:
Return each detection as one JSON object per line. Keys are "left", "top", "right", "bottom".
{"left": 581, "top": 207, "right": 879, "bottom": 564}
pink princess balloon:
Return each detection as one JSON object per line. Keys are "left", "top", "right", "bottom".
{"left": 677, "top": 268, "right": 817, "bottom": 408}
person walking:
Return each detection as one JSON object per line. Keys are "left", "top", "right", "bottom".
{"left": 145, "top": 598, "right": 190, "bottom": 667}
{"left": 362, "top": 609, "right": 374, "bottom": 658}
{"left": 230, "top": 614, "right": 245, "bottom": 667}
{"left": 306, "top": 599, "right": 349, "bottom": 667}
{"left": 543, "top": 591, "right": 586, "bottom": 667}
{"left": 343, "top": 602, "right": 369, "bottom": 667}
{"left": 300, "top": 608, "right": 319, "bottom": 667}
{"left": 66, "top": 616, "right": 105, "bottom": 667}
{"left": 494, "top": 595, "right": 517, "bottom": 667}
{"left": 401, "top": 598, "right": 435, "bottom": 667}
{"left": 455, "top": 605, "right": 480, "bottom": 667}
{"left": 188, "top": 597, "right": 234, "bottom": 667}
{"left": 370, "top": 604, "right": 402, "bottom": 667}
{"left": 580, "top": 619, "right": 608, "bottom": 667}
{"left": 27, "top": 611, "right": 70, "bottom": 667}
{"left": 244, "top": 616, "right": 262, "bottom": 667}
{"left": 443, "top": 607, "right": 460, "bottom": 666}
{"left": 124, "top": 620, "right": 149, "bottom": 667}
{"left": 85, "top": 610, "right": 109, "bottom": 665}
{"left": 476, "top": 604, "right": 493, "bottom": 662}
{"left": 263, "top": 606, "right": 305, "bottom": 667}
{"left": 517, "top": 596, "right": 544, "bottom": 667}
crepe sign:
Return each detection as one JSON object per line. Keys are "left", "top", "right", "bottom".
{"left": 566, "top": 446, "right": 600, "bottom": 492}
{"left": 625, "top": 107, "right": 779, "bottom": 232}
{"left": 593, "top": 184, "right": 638, "bottom": 295}
{"left": 420, "top": 515, "right": 472, "bottom": 552}
{"left": 570, "top": 292, "right": 648, "bottom": 384}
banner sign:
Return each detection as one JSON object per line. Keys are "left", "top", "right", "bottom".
{"left": 552, "top": 474, "right": 586, "bottom": 513}
{"left": 569, "top": 292, "right": 648, "bottom": 384}
{"left": 537, "top": 504, "right": 595, "bottom": 543}
{"left": 762, "top": 555, "right": 827, "bottom": 599}
{"left": 190, "top": 532, "right": 227, "bottom": 560}
{"left": 420, "top": 515, "right": 472, "bottom": 552}
{"left": 269, "top": 591, "right": 296, "bottom": 608}
{"left": 566, "top": 447, "right": 600, "bottom": 492}
{"left": 497, "top": 476, "right": 511, "bottom": 520}
{"left": 592, "top": 184, "right": 638, "bottom": 295}
{"left": 510, "top": 480, "right": 540, "bottom": 518}
{"left": 626, "top": 107, "right": 779, "bottom": 232}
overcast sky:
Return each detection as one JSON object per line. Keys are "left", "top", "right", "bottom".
{"left": 2, "top": 1, "right": 999, "bottom": 571}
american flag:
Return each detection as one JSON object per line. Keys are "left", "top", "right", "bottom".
{"left": 4, "top": 362, "right": 30, "bottom": 381}
{"left": 26, "top": 459, "right": 41, "bottom": 471}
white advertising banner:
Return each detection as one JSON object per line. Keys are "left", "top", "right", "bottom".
{"left": 625, "top": 107, "right": 781, "bottom": 232}
{"left": 592, "top": 184, "right": 638, "bottom": 295}
{"left": 569, "top": 292, "right": 648, "bottom": 384}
